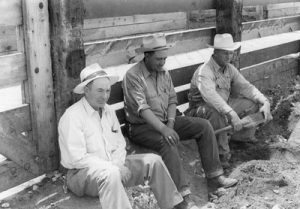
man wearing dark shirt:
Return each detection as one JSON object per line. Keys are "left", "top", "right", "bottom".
{"left": 123, "top": 34, "right": 237, "bottom": 209}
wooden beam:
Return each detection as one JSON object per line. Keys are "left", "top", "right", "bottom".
{"left": 216, "top": 0, "right": 243, "bottom": 69}
{"left": 242, "top": 15, "right": 300, "bottom": 41}
{"left": 85, "top": 27, "right": 214, "bottom": 67}
{"left": 0, "top": 160, "right": 35, "bottom": 192}
{"left": 242, "top": 5, "right": 264, "bottom": 22}
{"left": 22, "top": 0, "right": 58, "bottom": 173}
{"left": 49, "top": 0, "right": 86, "bottom": 121}
{"left": 0, "top": 53, "right": 26, "bottom": 88}
{"left": 0, "top": 0, "right": 22, "bottom": 26}
{"left": 265, "top": 2, "right": 300, "bottom": 18}
{"left": 240, "top": 32, "right": 300, "bottom": 68}
{"left": 0, "top": 105, "right": 39, "bottom": 174}
{"left": 188, "top": 9, "right": 216, "bottom": 29}
{"left": 0, "top": 26, "right": 18, "bottom": 54}
{"left": 84, "top": 18, "right": 187, "bottom": 42}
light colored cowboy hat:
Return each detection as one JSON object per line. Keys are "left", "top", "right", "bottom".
{"left": 208, "top": 33, "right": 241, "bottom": 51}
{"left": 73, "top": 63, "right": 119, "bottom": 94}
{"left": 135, "top": 33, "right": 174, "bottom": 53}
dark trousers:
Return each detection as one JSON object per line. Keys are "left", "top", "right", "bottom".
{"left": 128, "top": 116, "right": 223, "bottom": 193}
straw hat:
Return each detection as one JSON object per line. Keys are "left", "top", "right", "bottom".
{"left": 208, "top": 33, "right": 241, "bottom": 51}
{"left": 136, "top": 33, "right": 174, "bottom": 53}
{"left": 73, "top": 63, "right": 119, "bottom": 94}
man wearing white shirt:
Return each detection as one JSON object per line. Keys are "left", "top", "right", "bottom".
{"left": 58, "top": 63, "right": 197, "bottom": 209}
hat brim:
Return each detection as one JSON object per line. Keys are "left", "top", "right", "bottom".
{"left": 73, "top": 75, "right": 119, "bottom": 94}
{"left": 207, "top": 42, "right": 241, "bottom": 51}
{"left": 135, "top": 44, "right": 174, "bottom": 54}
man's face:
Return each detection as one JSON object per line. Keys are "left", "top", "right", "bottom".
{"left": 84, "top": 77, "right": 111, "bottom": 109}
{"left": 145, "top": 49, "right": 168, "bottom": 72}
{"left": 214, "top": 49, "right": 234, "bottom": 67}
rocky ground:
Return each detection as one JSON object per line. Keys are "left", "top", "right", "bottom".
{"left": 1, "top": 78, "right": 300, "bottom": 209}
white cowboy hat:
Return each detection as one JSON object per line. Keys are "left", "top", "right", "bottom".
{"left": 135, "top": 33, "right": 174, "bottom": 53}
{"left": 208, "top": 33, "right": 241, "bottom": 51}
{"left": 73, "top": 63, "right": 119, "bottom": 94}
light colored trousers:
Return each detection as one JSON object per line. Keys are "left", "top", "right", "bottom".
{"left": 66, "top": 153, "right": 183, "bottom": 209}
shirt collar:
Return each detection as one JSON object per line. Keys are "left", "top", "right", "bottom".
{"left": 82, "top": 97, "right": 108, "bottom": 116}
{"left": 209, "top": 56, "right": 228, "bottom": 73}
{"left": 141, "top": 60, "right": 166, "bottom": 78}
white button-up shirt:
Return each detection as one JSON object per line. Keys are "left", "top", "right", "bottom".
{"left": 58, "top": 97, "right": 126, "bottom": 170}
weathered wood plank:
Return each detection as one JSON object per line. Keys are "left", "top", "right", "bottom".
{"left": 188, "top": 9, "right": 216, "bottom": 29}
{"left": 85, "top": 27, "right": 214, "bottom": 67}
{"left": 23, "top": 0, "right": 58, "bottom": 173}
{"left": 216, "top": 0, "right": 243, "bottom": 69}
{"left": 242, "top": 5, "right": 264, "bottom": 22}
{"left": 83, "top": 0, "right": 213, "bottom": 19}
{"left": 0, "top": 0, "right": 22, "bottom": 26}
{"left": 266, "top": 2, "right": 300, "bottom": 18}
{"left": 0, "top": 105, "right": 40, "bottom": 174}
{"left": 0, "top": 26, "right": 18, "bottom": 54}
{"left": 0, "top": 159, "right": 35, "bottom": 192}
{"left": 0, "top": 53, "right": 26, "bottom": 88}
{"left": 83, "top": 18, "right": 187, "bottom": 41}
{"left": 240, "top": 32, "right": 300, "bottom": 68}
{"left": 242, "top": 15, "right": 300, "bottom": 41}
{"left": 84, "top": 12, "right": 187, "bottom": 29}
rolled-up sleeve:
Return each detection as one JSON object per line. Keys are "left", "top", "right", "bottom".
{"left": 167, "top": 73, "right": 178, "bottom": 105}
{"left": 197, "top": 66, "right": 233, "bottom": 114}
{"left": 123, "top": 71, "right": 150, "bottom": 116}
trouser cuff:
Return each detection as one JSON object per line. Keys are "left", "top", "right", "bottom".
{"left": 179, "top": 187, "right": 191, "bottom": 197}
{"left": 206, "top": 169, "right": 224, "bottom": 179}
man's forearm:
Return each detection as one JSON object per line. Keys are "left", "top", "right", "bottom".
{"left": 140, "top": 109, "right": 165, "bottom": 133}
{"left": 167, "top": 103, "right": 177, "bottom": 121}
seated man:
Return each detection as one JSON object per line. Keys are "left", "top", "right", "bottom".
{"left": 58, "top": 63, "right": 189, "bottom": 209}
{"left": 185, "top": 33, "right": 273, "bottom": 165}
{"left": 122, "top": 33, "right": 237, "bottom": 207}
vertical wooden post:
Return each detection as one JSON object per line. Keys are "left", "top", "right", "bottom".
{"left": 48, "top": 0, "right": 86, "bottom": 121}
{"left": 22, "top": 0, "right": 58, "bottom": 173}
{"left": 216, "top": 0, "right": 243, "bottom": 69}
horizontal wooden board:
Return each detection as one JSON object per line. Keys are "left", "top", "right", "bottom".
{"left": 266, "top": 2, "right": 300, "bottom": 18}
{"left": 83, "top": 18, "right": 187, "bottom": 41}
{"left": 85, "top": 27, "right": 214, "bottom": 67}
{"left": 0, "top": 159, "right": 35, "bottom": 192}
{"left": 0, "top": 26, "right": 17, "bottom": 54}
{"left": 242, "top": 15, "right": 300, "bottom": 41}
{"left": 0, "top": 53, "right": 26, "bottom": 88}
{"left": 84, "top": 12, "right": 187, "bottom": 29}
{"left": 242, "top": 5, "right": 264, "bottom": 22}
{"left": 0, "top": 105, "right": 39, "bottom": 174}
{"left": 0, "top": 0, "right": 22, "bottom": 26}
{"left": 188, "top": 9, "right": 216, "bottom": 29}
{"left": 241, "top": 39, "right": 300, "bottom": 68}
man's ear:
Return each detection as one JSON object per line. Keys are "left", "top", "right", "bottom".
{"left": 83, "top": 85, "right": 89, "bottom": 94}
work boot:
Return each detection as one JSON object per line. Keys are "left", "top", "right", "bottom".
{"left": 208, "top": 175, "right": 238, "bottom": 189}
{"left": 175, "top": 194, "right": 199, "bottom": 209}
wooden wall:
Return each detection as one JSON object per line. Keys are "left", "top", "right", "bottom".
{"left": 0, "top": 0, "right": 57, "bottom": 191}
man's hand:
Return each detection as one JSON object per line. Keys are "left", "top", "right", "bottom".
{"left": 228, "top": 110, "right": 243, "bottom": 131}
{"left": 259, "top": 101, "right": 273, "bottom": 123}
{"left": 118, "top": 165, "right": 132, "bottom": 184}
{"left": 159, "top": 125, "right": 179, "bottom": 146}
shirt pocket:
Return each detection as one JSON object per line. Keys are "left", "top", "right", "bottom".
{"left": 215, "top": 77, "right": 231, "bottom": 91}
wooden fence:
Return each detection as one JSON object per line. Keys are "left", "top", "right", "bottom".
{"left": 0, "top": 0, "right": 57, "bottom": 191}
{"left": 0, "top": 0, "right": 299, "bottom": 191}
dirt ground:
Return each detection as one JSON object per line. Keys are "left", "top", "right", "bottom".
{"left": 1, "top": 78, "right": 300, "bottom": 209}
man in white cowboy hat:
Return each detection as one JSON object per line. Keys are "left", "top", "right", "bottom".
{"left": 58, "top": 63, "right": 189, "bottom": 209}
{"left": 185, "top": 33, "right": 273, "bottom": 165}
{"left": 123, "top": 33, "right": 238, "bottom": 208}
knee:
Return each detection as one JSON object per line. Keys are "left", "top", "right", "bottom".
{"left": 144, "top": 153, "right": 163, "bottom": 165}
{"left": 98, "top": 166, "right": 121, "bottom": 183}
